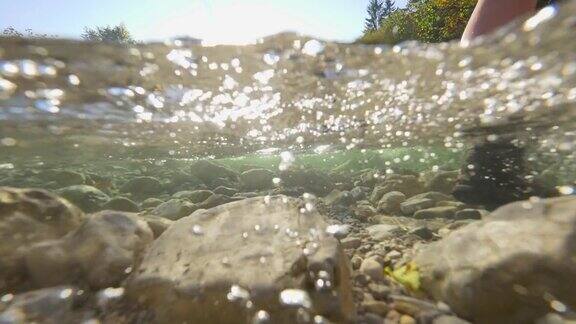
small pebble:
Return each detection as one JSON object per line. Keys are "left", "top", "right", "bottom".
{"left": 400, "top": 315, "right": 417, "bottom": 324}
{"left": 360, "top": 258, "right": 384, "bottom": 282}
{"left": 351, "top": 255, "right": 363, "bottom": 270}
{"left": 362, "top": 300, "right": 390, "bottom": 316}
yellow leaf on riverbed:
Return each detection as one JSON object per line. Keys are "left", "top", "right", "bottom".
{"left": 385, "top": 262, "right": 421, "bottom": 291}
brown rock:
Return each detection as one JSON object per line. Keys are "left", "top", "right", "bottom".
{"left": 240, "top": 169, "right": 275, "bottom": 191}
{"left": 400, "top": 315, "right": 417, "bottom": 324}
{"left": 360, "top": 258, "right": 384, "bottom": 282}
{"left": 355, "top": 204, "right": 377, "bottom": 220}
{"left": 400, "top": 198, "right": 435, "bottom": 215}
{"left": 377, "top": 191, "right": 406, "bottom": 215}
{"left": 454, "top": 208, "right": 483, "bottom": 220}
{"left": 351, "top": 255, "right": 363, "bottom": 270}
{"left": 427, "top": 170, "right": 459, "bottom": 194}
{"left": 125, "top": 196, "right": 355, "bottom": 323}
{"left": 366, "top": 224, "right": 406, "bottom": 241}
{"left": 363, "top": 300, "right": 390, "bottom": 316}
{"left": 23, "top": 211, "right": 153, "bottom": 289}
{"left": 0, "top": 286, "right": 88, "bottom": 323}
{"left": 415, "top": 197, "right": 576, "bottom": 323}
{"left": 341, "top": 237, "right": 362, "bottom": 249}
{"left": 0, "top": 187, "right": 84, "bottom": 291}
{"left": 413, "top": 206, "right": 458, "bottom": 219}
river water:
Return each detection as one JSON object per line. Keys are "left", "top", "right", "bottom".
{"left": 0, "top": 3, "right": 575, "bottom": 323}
{"left": 0, "top": 4, "right": 574, "bottom": 167}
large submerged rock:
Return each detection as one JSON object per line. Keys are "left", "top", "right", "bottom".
{"left": 189, "top": 160, "right": 239, "bottom": 185}
{"left": 23, "top": 210, "right": 154, "bottom": 289}
{"left": 0, "top": 286, "right": 89, "bottom": 323}
{"left": 126, "top": 196, "right": 355, "bottom": 323}
{"left": 56, "top": 185, "right": 110, "bottom": 212}
{"left": 415, "top": 196, "right": 576, "bottom": 323}
{"left": 0, "top": 187, "right": 84, "bottom": 291}
{"left": 120, "top": 176, "right": 163, "bottom": 199}
{"left": 240, "top": 169, "right": 275, "bottom": 191}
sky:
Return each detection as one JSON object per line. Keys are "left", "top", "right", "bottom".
{"left": 0, "top": 0, "right": 408, "bottom": 45}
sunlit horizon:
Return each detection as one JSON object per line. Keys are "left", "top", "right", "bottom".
{"left": 0, "top": 0, "right": 408, "bottom": 45}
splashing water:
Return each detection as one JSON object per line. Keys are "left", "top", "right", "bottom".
{"left": 0, "top": 3, "right": 573, "bottom": 168}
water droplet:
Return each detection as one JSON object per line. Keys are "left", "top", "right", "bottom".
{"left": 38, "top": 65, "right": 57, "bottom": 77}
{"left": 1, "top": 137, "right": 17, "bottom": 146}
{"left": 222, "top": 257, "right": 231, "bottom": 266}
{"left": 0, "top": 78, "right": 16, "bottom": 98}
{"left": 0, "top": 163, "right": 14, "bottom": 170}
{"left": 279, "top": 151, "right": 295, "bottom": 171}
{"left": 558, "top": 186, "right": 574, "bottom": 195}
{"left": 253, "top": 69, "right": 274, "bottom": 85}
{"left": 314, "top": 271, "right": 332, "bottom": 291}
{"left": 252, "top": 310, "right": 271, "bottom": 324}
{"left": 296, "top": 308, "right": 311, "bottom": 323}
{"left": 18, "top": 60, "right": 38, "bottom": 78}
{"left": 524, "top": 5, "right": 557, "bottom": 31}
{"left": 100, "top": 287, "right": 124, "bottom": 299}
{"left": 227, "top": 285, "right": 250, "bottom": 302}
{"left": 279, "top": 289, "right": 312, "bottom": 309}
{"left": 35, "top": 99, "right": 60, "bottom": 113}
{"left": 325, "top": 224, "right": 350, "bottom": 237}
{"left": 166, "top": 49, "right": 194, "bottom": 69}
{"left": 302, "top": 40, "right": 324, "bottom": 57}
{"left": 96, "top": 287, "right": 124, "bottom": 310}
{"left": 263, "top": 52, "right": 280, "bottom": 65}
{"left": 550, "top": 300, "right": 567, "bottom": 313}
{"left": 67, "top": 74, "right": 81, "bottom": 85}
{"left": 108, "top": 87, "right": 134, "bottom": 97}
{"left": 0, "top": 294, "right": 13, "bottom": 303}
{"left": 0, "top": 61, "right": 19, "bottom": 77}
{"left": 191, "top": 225, "right": 204, "bottom": 235}
{"left": 59, "top": 288, "right": 73, "bottom": 299}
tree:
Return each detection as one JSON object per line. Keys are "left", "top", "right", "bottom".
{"left": 411, "top": 0, "right": 477, "bottom": 42}
{"left": 364, "top": 0, "right": 385, "bottom": 33}
{"left": 360, "top": 9, "right": 416, "bottom": 44}
{"left": 81, "top": 24, "right": 135, "bottom": 44}
{"left": 382, "top": 0, "right": 396, "bottom": 18}
{"left": 359, "top": 0, "right": 478, "bottom": 45}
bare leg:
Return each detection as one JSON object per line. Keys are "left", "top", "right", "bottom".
{"left": 462, "top": 0, "right": 538, "bottom": 42}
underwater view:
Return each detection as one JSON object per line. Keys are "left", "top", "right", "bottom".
{"left": 0, "top": 0, "right": 575, "bottom": 323}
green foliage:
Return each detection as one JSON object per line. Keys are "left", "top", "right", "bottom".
{"left": 360, "top": 0, "right": 478, "bottom": 45}
{"left": 1, "top": 27, "right": 53, "bottom": 38}
{"left": 382, "top": 0, "right": 396, "bottom": 17}
{"left": 412, "top": 0, "right": 477, "bottom": 42}
{"left": 361, "top": 9, "right": 416, "bottom": 45}
{"left": 81, "top": 24, "right": 135, "bottom": 44}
